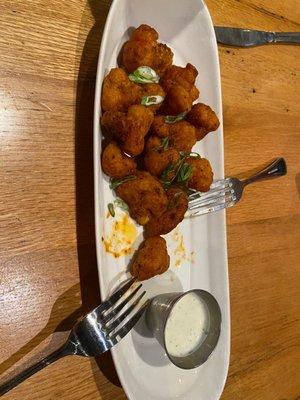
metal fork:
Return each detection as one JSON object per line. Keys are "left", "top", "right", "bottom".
{"left": 187, "top": 158, "right": 287, "bottom": 217}
{"left": 0, "top": 278, "right": 147, "bottom": 396}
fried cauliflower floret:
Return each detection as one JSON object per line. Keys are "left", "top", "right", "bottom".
{"left": 101, "top": 142, "right": 136, "bottom": 179}
{"left": 101, "top": 68, "right": 142, "bottom": 112}
{"left": 145, "top": 188, "right": 188, "bottom": 237}
{"left": 151, "top": 115, "right": 170, "bottom": 137}
{"left": 127, "top": 104, "right": 154, "bottom": 132}
{"left": 153, "top": 43, "right": 174, "bottom": 77}
{"left": 131, "top": 24, "right": 159, "bottom": 42}
{"left": 123, "top": 40, "right": 154, "bottom": 73}
{"left": 186, "top": 157, "right": 213, "bottom": 192}
{"left": 131, "top": 236, "right": 170, "bottom": 281}
{"left": 144, "top": 136, "right": 180, "bottom": 177}
{"left": 115, "top": 171, "right": 168, "bottom": 225}
{"left": 142, "top": 83, "right": 165, "bottom": 113}
{"left": 169, "top": 121, "right": 197, "bottom": 152}
{"left": 122, "top": 24, "right": 173, "bottom": 75}
{"left": 160, "top": 85, "right": 193, "bottom": 115}
{"left": 151, "top": 118, "right": 197, "bottom": 152}
{"left": 159, "top": 63, "right": 199, "bottom": 115}
{"left": 160, "top": 63, "right": 199, "bottom": 101}
{"left": 186, "top": 103, "right": 220, "bottom": 140}
{"left": 101, "top": 105, "right": 154, "bottom": 156}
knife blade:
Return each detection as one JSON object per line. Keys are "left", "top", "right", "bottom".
{"left": 214, "top": 26, "right": 300, "bottom": 47}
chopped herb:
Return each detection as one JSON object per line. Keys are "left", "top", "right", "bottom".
{"left": 107, "top": 203, "right": 115, "bottom": 217}
{"left": 154, "top": 137, "right": 169, "bottom": 151}
{"left": 141, "top": 95, "right": 164, "bottom": 106}
{"left": 128, "top": 66, "right": 160, "bottom": 84}
{"left": 160, "top": 153, "right": 194, "bottom": 189}
{"left": 161, "top": 160, "right": 178, "bottom": 181}
{"left": 180, "top": 151, "right": 201, "bottom": 158}
{"left": 114, "top": 198, "right": 129, "bottom": 211}
{"left": 178, "top": 162, "right": 193, "bottom": 183}
{"left": 160, "top": 158, "right": 184, "bottom": 188}
{"left": 165, "top": 112, "right": 187, "bottom": 124}
{"left": 161, "top": 137, "right": 169, "bottom": 150}
{"left": 110, "top": 175, "right": 136, "bottom": 190}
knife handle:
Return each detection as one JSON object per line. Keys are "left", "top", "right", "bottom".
{"left": 273, "top": 32, "right": 300, "bottom": 44}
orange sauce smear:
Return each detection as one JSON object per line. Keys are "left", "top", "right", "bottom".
{"left": 172, "top": 229, "right": 195, "bottom": 267}
{"left": 102, "top": 214, "right": 137, "bottom": 258}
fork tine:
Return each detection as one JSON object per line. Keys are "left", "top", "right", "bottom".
{"left": 96, "top": 277, "right": 137, "bottom": 315}
{"left": 105, "top": 291, "right": 146, "bottom": 335}
{"left": 188, "top": 198, "right": 236, "bottom": 217}
{"left": 189, "top": 189, "right": 234, "bottom": 210}
{"left": 188, "top": 179, "right": 230, "bottom": 201}
{"left": 110, "top": 299, "right": 150, "bottom": 342}
{"left": 189, "top": 191, "right": 235, "bottom": 210}
{"left": 101, "top": 283, "right": 143, "bottom": 324}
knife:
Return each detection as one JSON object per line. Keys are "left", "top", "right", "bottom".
{"left": 214, "top": 26, "right": 300, "bottom": 47}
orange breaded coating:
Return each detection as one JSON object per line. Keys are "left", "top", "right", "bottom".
{"left": 153, "top": 43, "right": 174, "bottom": 77}
{"left": 145, "top": 188, "right": 188, "bottom": 237}
{"left": 131, "top": 24, "right": 159, "bottom": 42}
{"left": 101, "top": 105, "right": 154, "bottom": 156}
{"left": 115, "top": 171, "right": 168, "bottom": 225}
{"left": 142, "top": 83, "right": 165, "bottom": 113}
{"left": 131, "top": 236, "right": 170, "bottom": 281}
{"left": 160, "top": 63, "right": 199, "bottom": 101}
{"left": 160, "top": 85, "right": 193, "bottom": 115}
{"left": 122, "top": 25, "right": 173, "bottom": 76}
{"left": 144, "top": 136, "right": 180, "bottom": 177}
{"left": 186, "top": 103, "right": 220, "bottom": 140}
{"left": 168, "top": 121, "right": 197, "bottom": 153}
{"left": 151, "top": 118, "right": 197, "bottom": 152}
{"left": 101, "top": 142, "right": 136, "bottom": 179}
{"left": 101, "top": 68, "right": 142, "bottom": 112}
{"left": 159, "top": 63, "right": 199, "bottom": 115}
{"left": 186, "top": 157, "right": 213, "bottom": 192}
{"left": 151, "top": 115, "right": 170, "bottom": 137}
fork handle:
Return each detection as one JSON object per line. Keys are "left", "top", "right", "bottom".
{"left": 242, "top": 158, "right": 287, "bottom": 186}
{"left": 0, "top": 342, "right": 72, "bottom": 396}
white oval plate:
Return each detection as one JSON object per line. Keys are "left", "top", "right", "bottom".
{"left": 93, "top": 1, "right": 230, "bottom": 399}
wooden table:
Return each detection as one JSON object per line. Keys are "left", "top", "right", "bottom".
{"left": 1, "top": 1, "right": 299, "bottom": 399}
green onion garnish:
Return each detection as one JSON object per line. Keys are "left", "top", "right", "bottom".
{"left": 180, "top": 151, "right": 201, "bottom": 158}
{"left": 178, "top": 162, "right": 193, "bottom": 182}
{"left": 128, "top": 66, "right": 160, "bottom": 84}
{"left": 114, "top": 198, "right": 129, "bottom": 211}
{"left": 160, "top": 153, "right": 195, "bottom": 189}
{"left": 165, "top": 112, "right": 187, "bottom": 124}
{"left": 154, "top": 137, "right": 169, "bottom": 151}
{"left": 110, "top": 175, "right": 136, "bottom": 190}
{"left": 107, "top": 203, "right": 115, "bottom": 217}
{"left": 141, "top": 95, "right": 164, "bottom": 106}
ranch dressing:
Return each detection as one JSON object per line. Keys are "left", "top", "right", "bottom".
{"left": 165, "top": 292, "right": 208, "bottom": 358}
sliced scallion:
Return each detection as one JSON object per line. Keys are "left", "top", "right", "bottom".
{"left": 180, "top": 151, "right": 201, "bottom": 158}
{"left": 141, "top": 95, "right": 164, "bottom": 106}
{"left": 128, "top": 66, "right": 160, "bottom": 84}
{"left": 107, "top": 203, "right": 115, "bottom": 217}
{"left": 110, "top": 175, "right": 136, "bottom": 190}
{"left": 114, "top": 198, "right": 129, "bottom": 211}
{"left": 154, "top": 137, "right": 169, "bottom": 151}
{"left": 165, "top": 112, "right": 187, "bottom": 124}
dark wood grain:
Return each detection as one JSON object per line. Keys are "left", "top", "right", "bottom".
{"left": 0, "top": 0, "right": 299, "bottom": 399}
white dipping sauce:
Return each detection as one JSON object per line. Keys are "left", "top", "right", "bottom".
{"left": 165, "top": 292, "right": 208, "bottom": 358}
